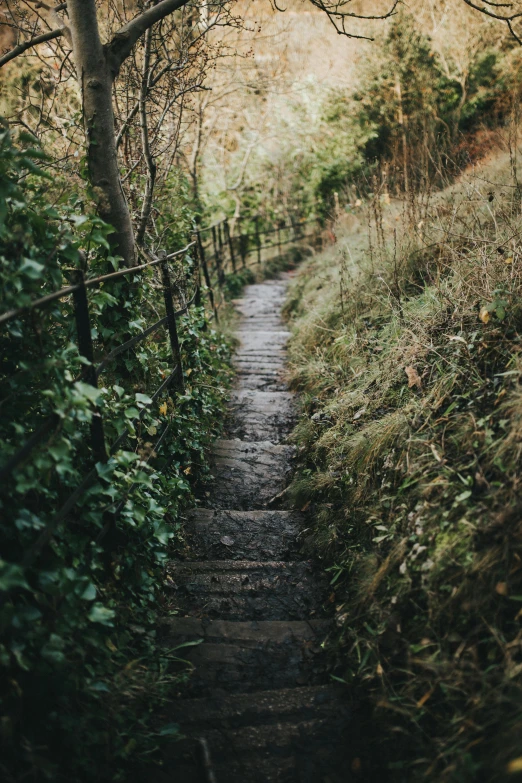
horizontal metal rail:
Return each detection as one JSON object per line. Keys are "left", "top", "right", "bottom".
{"left": 2, "top": 211, "right": 322, "bottom": 571}
{"left": 95, "top": 286, "right": 198, "bottom": 377}
{"left": 1, "top": 287, "right": 198, "bottom": 482}
{"left": 0, "top": 241, "right": 194, "bottom": 327}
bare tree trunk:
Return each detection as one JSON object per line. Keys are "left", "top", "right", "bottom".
{"left": 68, "top": 0, "right": 136, "bottom": 266}
{"left": 3, "top": 0, "right": 203, "bottom": 265}
{"left": 136, "top": 27, "right": 156, "bottom": 247}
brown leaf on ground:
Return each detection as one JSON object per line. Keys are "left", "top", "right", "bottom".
{"left": 479, "top": 306, "right": 491, "bottom": 324}
{"left": 405, "top": 365, "right": 422, "bottom": 389}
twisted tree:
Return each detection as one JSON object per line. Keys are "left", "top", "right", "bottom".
{"left": 1, "top": 0, "right": 233, "bottom": 265}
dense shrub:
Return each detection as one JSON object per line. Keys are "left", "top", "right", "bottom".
{"left": 0, "top": 126, "right": 232, "bottom": 782}
{"left": 295, "top": 14, "right": 522, "bottom": 216}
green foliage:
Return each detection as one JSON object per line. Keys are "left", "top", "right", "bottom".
{"left": 223, "top": 267, "right": 255, "bottom": 298}
{"left": 250, "top": 13, "right": 522, "bottom": 220}
{"left": 0, "top": 127, "right": 232, "bottom": 781}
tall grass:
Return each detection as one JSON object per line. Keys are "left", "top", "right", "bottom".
{"left": 285, "top": 141, "right": 522, "bottom": 781}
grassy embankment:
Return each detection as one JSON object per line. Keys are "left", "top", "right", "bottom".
{"left": 285, "top": 149, "right": 522, "bottom": 781}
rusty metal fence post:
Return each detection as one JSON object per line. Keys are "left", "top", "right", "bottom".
{"left": 217, "top": 221, "right": 225, "bottom": 272}
{"left": 238, "top": 218, "right": 248, "bottom": 268}
{"left": 224, "top": 218, "right": 236, "bottom": 273}
{"left": 73, "top": 270, "right": 107, "bottom": 464}
{"left": 159, "top": 251, "right": 184, "bottom": 392}
{"left": 196, "top": 231, "right": 218, "bottom": 321}
{"left": 255, "top": 216, "right": 261, "bottom": 265}
{"left": 212, "top": 225, "right": 224, "bottom": 287}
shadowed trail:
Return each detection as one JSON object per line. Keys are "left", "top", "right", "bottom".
{"left": 158, "top": 275, "right": 352, "bottom": 782}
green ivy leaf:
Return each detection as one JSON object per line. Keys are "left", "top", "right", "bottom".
{"left": 0, "top": 561, "right": 30, "bottom": 592}
{"left": 73, "top": 381, "right": 102, "bottom": 405}
{"left": 88, "top": 604, "right": 116, "bottom": 626}
{"left": 81, "top": 583, "right": 97, "bottom": 601}
{"left": 135, "top": 393, "right": 153, "bottom": 407}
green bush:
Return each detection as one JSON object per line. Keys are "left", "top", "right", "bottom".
{"left": 0, "top": 126, "right": 232, "bottom": 781}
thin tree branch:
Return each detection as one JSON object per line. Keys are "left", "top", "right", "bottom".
{"left": 308, "top": 0, "right": 401, "bottom": 39}
{"left": 136, "top": 26, "right": 156, "bottom": 246}
{"left": 0, "top": 28, "right": 63, "bottom": 68}
{"left": 460, "top": 0, "right": 522, "bottom": 43}
{"left": 108, "top": 0, "right": 191, "bottom": 74}
{"left": 115, "top": 57, "right": 188, "bottom": 148}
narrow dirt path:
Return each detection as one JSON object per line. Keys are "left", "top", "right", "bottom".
{"left": 161, "top": 276, "right": 351, "bottom": 782}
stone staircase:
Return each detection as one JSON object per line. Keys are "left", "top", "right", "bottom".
{"left": 158, "top": 278, "right": 351, "bottom": 782}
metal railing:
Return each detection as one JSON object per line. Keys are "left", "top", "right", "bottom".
{"left": 0, "top": 214, "right": 319, "bottom": 566}
{"left": 196, "top": 216, "right": 319, "bottom": 312}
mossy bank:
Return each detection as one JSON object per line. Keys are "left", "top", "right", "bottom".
{"left": 285, "top": 149, "right": 522, "bottom": 782}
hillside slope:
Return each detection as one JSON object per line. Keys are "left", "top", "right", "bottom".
{"left": 284, "top": 147, "right": 522, "bottom": 781}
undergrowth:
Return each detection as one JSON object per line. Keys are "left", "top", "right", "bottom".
{"left": 0, "top": 127, "right": 233, "bottom": 781}
{"left": 285, "top": 148, "right": 522, "bottom": 781}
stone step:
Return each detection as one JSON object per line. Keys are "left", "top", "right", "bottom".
{"left": 155, "top": 686, "right": 352, "bottom": 783}
{"left": 236, "top": 373, "right": 289, "bottom": 392}
{"left": 204, "top": 440, "right": 294, "bottom": 509}
{"left": 235, "top": 355, "right": 287, "bottom": 365}
{"left": 234, "top": 282, "right": 288, "bottom": 298}
{"left": 239, "top": 319, "right": 286, "bottom": 330}
{"left": 165, "top": 683, "right": 347, "bottom": 728}
{"left": 234, "top": 361, "right": 287, "bottom": 374}
{"left": 236, "top": 329, "right": 290, "bottom": 350}
{"left": 225, "top": 390, "right": 295, "bottom": 442}
{"left": 164, "top": 560, "right": 329, "bottom": 621}
{"left": 234, "top": 361, "right": 285, "bottom": 381}
{"left": 160, "top": 618, "right": 331, "bottom": 694}
{"left": 186, "top": 509, "right": 301, "bottom": 560}
{"left": 234, "top": 295, "right": 287, "bottom": 313}
{"left": 235, "top": 304, "right": 286, "bottom": 319}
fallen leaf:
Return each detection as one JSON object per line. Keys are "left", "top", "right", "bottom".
{"left": 416, "top": 688, "right": 434, "bottom": 708}
{"left": 220, "top": 536, "right": 234, "bottom": 547}
{"left": 405, "top": 366, "right": 422, "bottom": 390}
{"left": 183, "top": 466, "right": 192, "bottom": 475}
{"left": 430, "top": 444, "right": 442, "bottom": 462}
{"left": 159, "top": 402, "right": 168, "bottom": 416}
{"left": 351, "top": 757, "right": 362, "bottom": 773}
{"left": 301, "top": 500, "right": 311, "bottom": 512}
{"left": 353, "top": 407, "right": 366, "bottom": 420}
{"left": 376, "top": 662, "right": 384, "bottom": 676}
{"left": 496, "top": 582, "right": 508, "bottom": 596}
{"left": 507, "top": 757, "right": 522, "bottom": 774}
{"left": 479, "top": 307, "right": 491, "bottom": 324}
{"left": 505, "top": 256, "right": 514, "bottom": 264}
